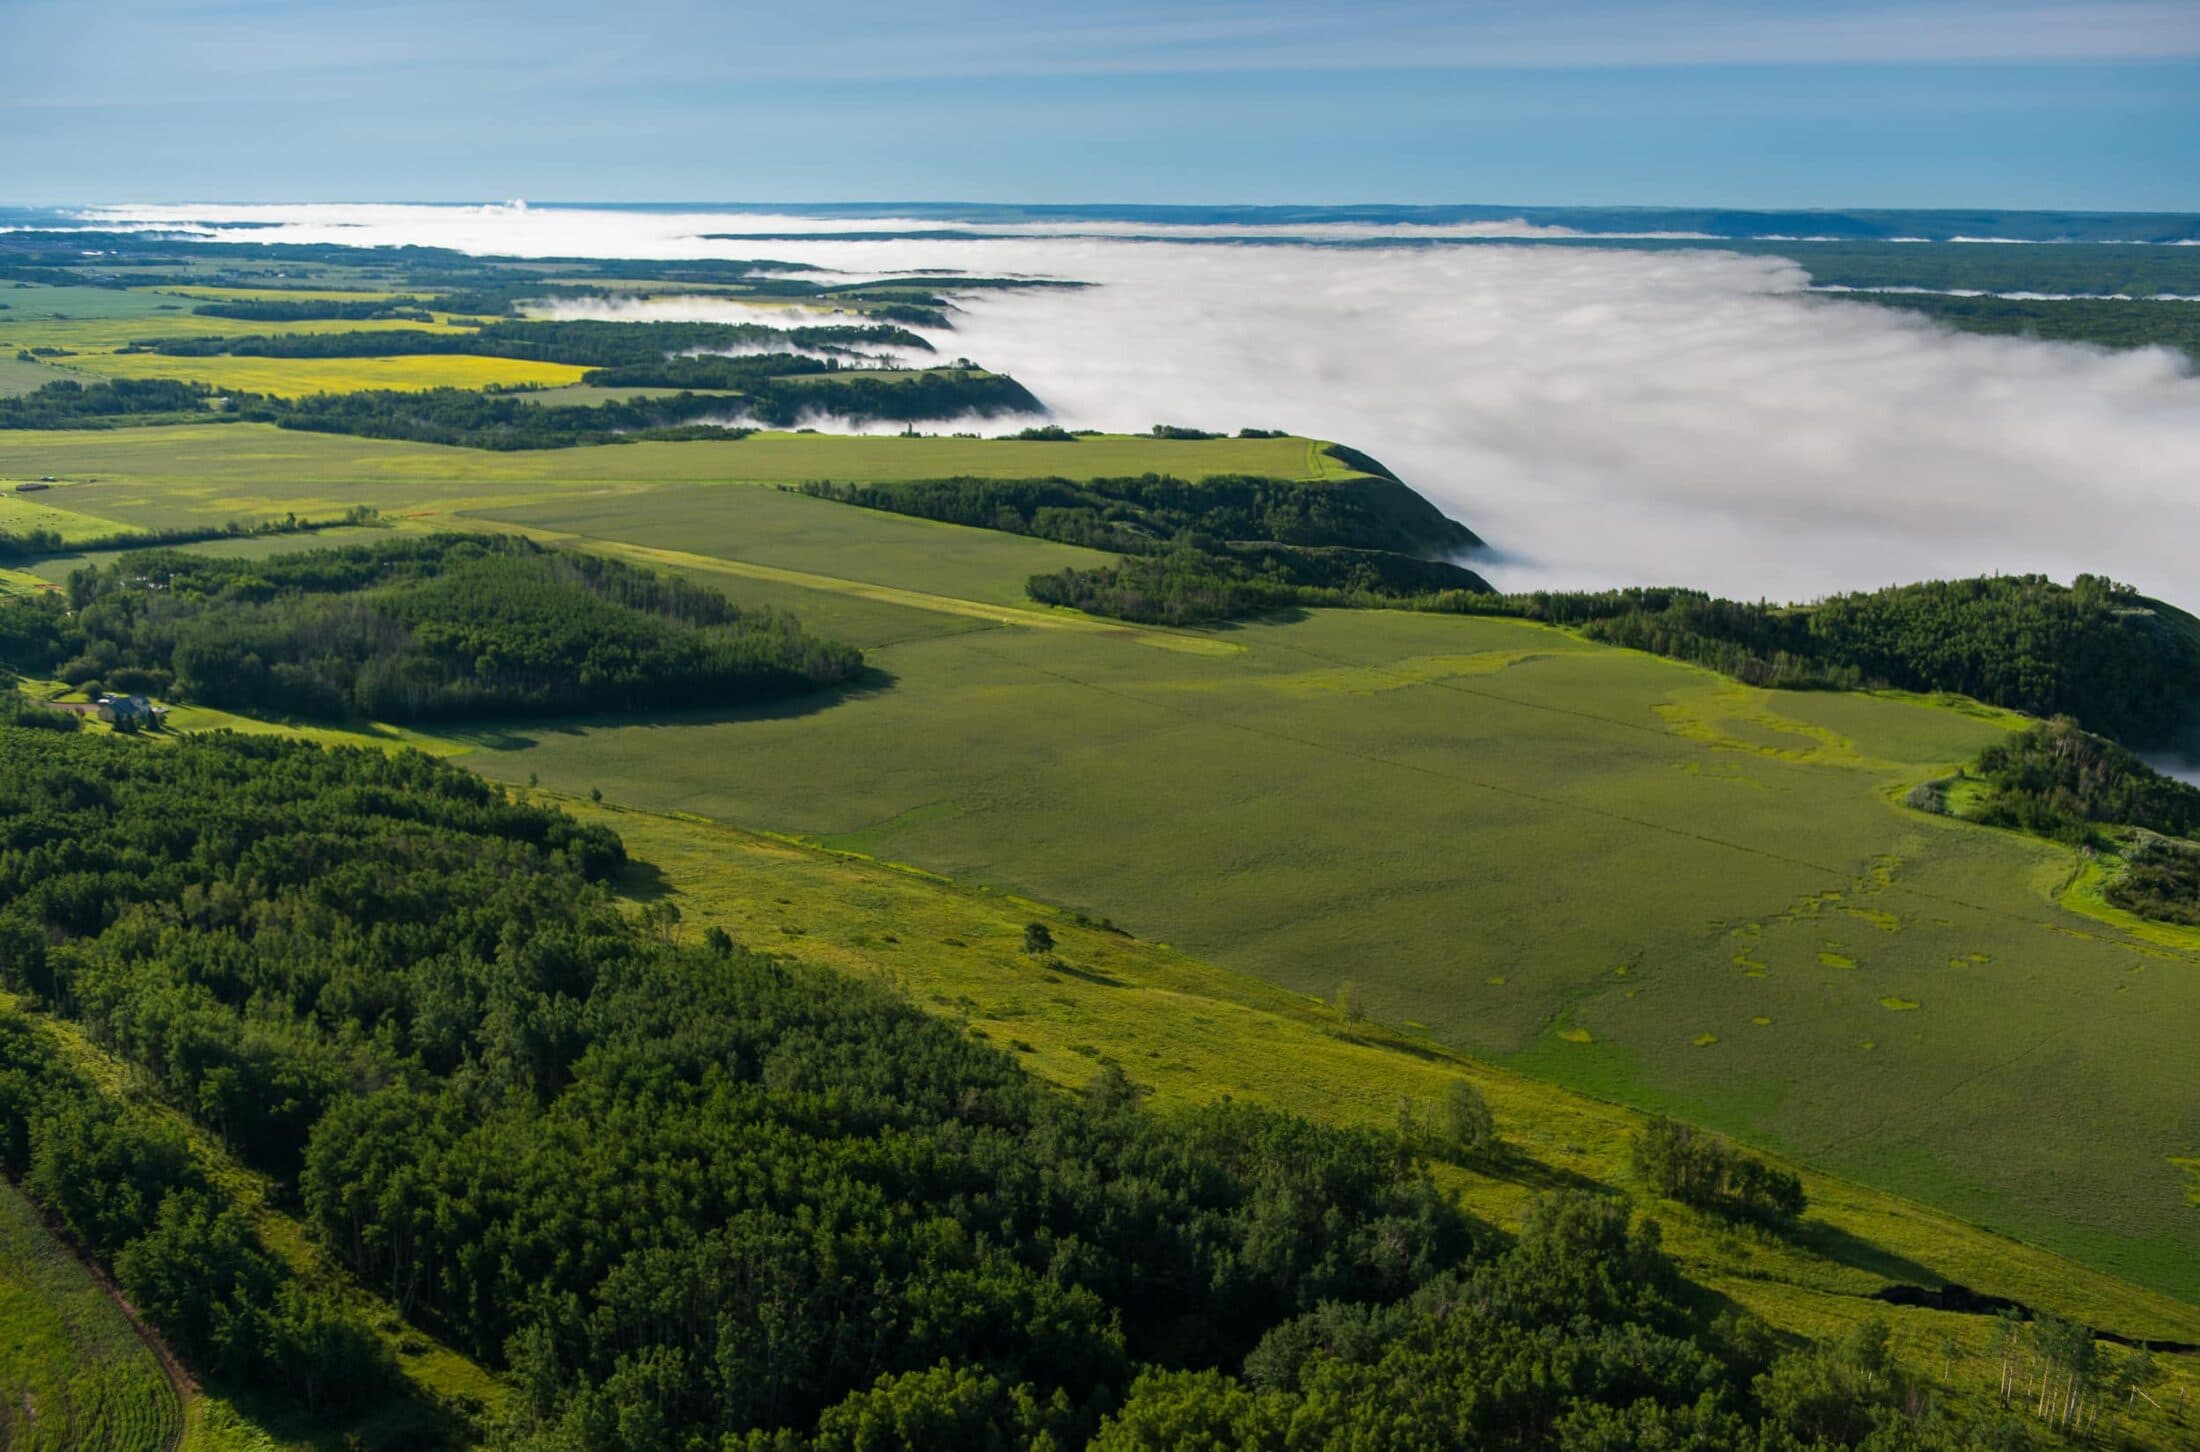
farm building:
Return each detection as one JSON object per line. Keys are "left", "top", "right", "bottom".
{"left": 95, "top": 693, "right": 163, "bottom": 726}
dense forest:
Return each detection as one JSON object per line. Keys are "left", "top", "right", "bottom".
{"left": 1963, "top": 718, "right": 2200, "bottom": 846}
{"left": 0, "top": 534, "right": 861, "bottom": 722}
{"left": 0, "top": 375, "right": 231, "bottom": 427}
{"left": 0, "top": 367, "right": 1037, "bottom": 446}
{"left": 798, "top": 470, "right": 1480, "bottom": 558}
{"left": 0, "top": 727, "right": 2108, "bottom": 1449}
{"left": 1028, "top": 545, "right": 1491, "bottom": 625}
{"left": 273, "top": 386, "right": 761, "bottom": 449}
{"left": 191, "top": 296, "right": 435, "bottom": 323}
{"left": 803, "top": 471, "right": 1491, "bottom": 626}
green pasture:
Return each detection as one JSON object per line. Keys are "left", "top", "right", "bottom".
{"left": 547, "top": 793, "right": 2200, "bottom": 1423}
{"left": 0, "top": 285, "right": 473, "bottom": 354}
{"left": 0, "top": 1181, "right": 181, "bottom": 1452}
{"left": 0, "top": 488, "right": 130, "bottom": 541}
{"left": 485, "top": 484, "right": 1115, "bottom": 605}
{"left": 423, "top": 491, "right": 2200, "bottom": 1299}
{"left": 0, "top": 355, "right": 68, "bottom": 396}
{"left": 0, "top": 422, "right": 1355, "bottom": 532}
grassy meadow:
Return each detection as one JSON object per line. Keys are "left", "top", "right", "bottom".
{"left": 542, "top": 791, "right": 2200, "bottom": 1426}
{"left": 5, "top": 412, "right": 2197, "bottom": 1301}
{"left": 0, "top": 421, "right": 1351, "bottom": 533}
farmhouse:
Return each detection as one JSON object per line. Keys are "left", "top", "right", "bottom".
{"left": 95, "top": 693, "right": 163, "bottom": 726}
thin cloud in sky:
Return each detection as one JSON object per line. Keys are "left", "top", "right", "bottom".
{"left": 11, "top": 0, "right": 2200, "bottom": 101}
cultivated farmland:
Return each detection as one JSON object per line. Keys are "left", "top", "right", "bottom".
{"left": 0, "top": 1181, "right": 181, "bottom": 1452}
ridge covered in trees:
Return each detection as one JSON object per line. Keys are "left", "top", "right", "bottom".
{"left": 798, "top": 471, "right": 1481, "bottom": 558}
{"left": 1465, "top": 575, "right": 2200, "bottom": 748}
{"left": 801, "top": 471, "right": 1493, "bottom": 625}
{"left": 1913, "top": 716, "right": 2200, "bottom": 925}
{"left": 0, "top": 533, "right": 861, "bottom": 722}
{"left": 0, "top": 727, "right": 2122, "bottom": 1449}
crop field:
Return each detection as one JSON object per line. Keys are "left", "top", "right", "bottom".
{"left": 0, "top": 356, "right": 68, "bottom": 396}
{"left": 486, "top": 484, "right": 1117, "bottom": 604}
{"left": 0, "top": 422, "right": 1355, "bottom": 531}
{"left": 0, "top": 488, "right": 131, "bottom": 541}
{"left": 0, "top": 1180, "right": 182, "bottom": 1452}
{"left": 545, "top": 791, "right": 2200, "bottom": 1419}
{"left": 0, "top": 285, "right": 474, "bottom": 353}
{"left": 65, "top": 350, "right": 592, "bottom": 397}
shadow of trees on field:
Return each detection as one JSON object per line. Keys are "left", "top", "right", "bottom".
{"left": 1789, "top": 1217, "right": 1945, "bottom": 1288}
{"left": 441, "top": 665, "right": 903, "bottom": 752}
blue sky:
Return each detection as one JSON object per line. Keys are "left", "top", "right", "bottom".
{"left": 8, "top": 0, "right": 2197, "bottom": 209}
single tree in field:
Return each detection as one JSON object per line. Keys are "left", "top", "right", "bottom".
{"left": 1334, "top": 980, "right": 1364, "bottom": 1022}
{"left": 1441, "top": 1080, "right": 1496, "bottom": 1156}
{"left": 1022, "top": 921, "right": 1054, "bottom": 956}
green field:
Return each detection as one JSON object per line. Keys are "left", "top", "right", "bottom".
{"left": 9, "top": 417, "right": 2200, "bottom": 1306}
{"left": 0, "top": 421, "right": 1357, "bottom": 526}
{"left": 410, "top": 490, "right": 2200, "bottom": 1302}
{"left": 543, "top": 791, "right": 2200, "bottom": 1415}
{"left": 0, "top": 355, "right": 69, "bottom": 396}
{"left": 0, "top": 1182, "right": 182, "bottom": 1452}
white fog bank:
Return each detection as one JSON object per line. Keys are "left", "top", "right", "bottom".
{"left": 83, "top": 204, "right": 2200, "bottom": 604}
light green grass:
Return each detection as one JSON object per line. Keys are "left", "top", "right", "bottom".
{"left": 0, "top": 1181, "right": 182, "bottom": 1452}
{"left": 480, "top": 484, "right": 1117, "bottom": 605}
{"left": 0, "top": 423, "right": 1355, "bottom": 536}
{"left": 438, "top": 578, "right": 2200, "bottom": 1301}
{"left": 0, "top": 490, "right": 130, "bottom": 541}
{"left": 13, "top": 404, "right": 2200, "bottom": 1313}
{"left": 0, "top": 355, "right": 69, "bottom": 396}
{"left": 528, "top": 792, "right": 2200, "bottom": 1435}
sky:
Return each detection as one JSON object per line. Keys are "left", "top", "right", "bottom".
{"left": 8, "top": 0, "right": 2199, "bottom": 209}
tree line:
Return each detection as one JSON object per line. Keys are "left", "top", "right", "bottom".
{"left": 190, "top": 297, "right": 435, "bottom": 323}
{"left": 0, "top": 504, "right": 379, "bottom": 566}
{"left": 0, "top": 533, "right": 862, "bottom": 723}
{"left": 0, "top": 372, "right": 1041, "bottom": 449}
{"left": 798, "top": 470, "right": 1479, "bottom": 558}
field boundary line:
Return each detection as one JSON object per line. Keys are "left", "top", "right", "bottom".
{"left": 479, "top": 521, "right": 1246, "bottom": 654}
